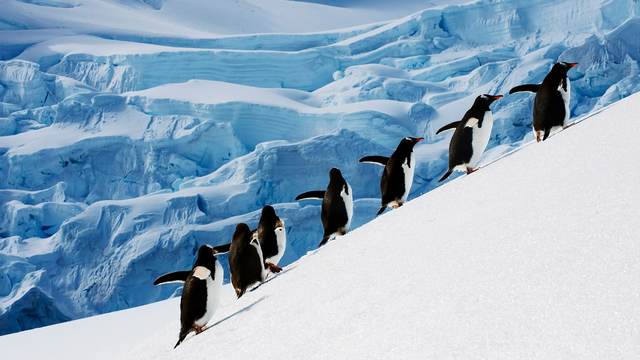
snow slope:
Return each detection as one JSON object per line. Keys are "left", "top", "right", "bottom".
{"left": 2, "top": 0, "right": 640, "bottom": 335}
{"left": 2, "top": 89, "right": 639, "bottom": 360}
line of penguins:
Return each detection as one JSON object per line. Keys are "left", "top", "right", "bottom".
{"left": 153, "top": 61, "right": 578, "bottom": 348}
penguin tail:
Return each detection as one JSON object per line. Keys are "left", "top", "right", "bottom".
{"left": 376, "top": 206, "right": 386, "bottom": 216}
{"left": 543, "top": 127, "right": 551, "bottom": 141}
{"left": 318, "top": 234, "right": 331, "bottom": 247}
{"left": 174, "top": 328, "right": 189, "bottom": 349}
{"left": 439, "top": 169, "right": 453, "bottom": 182}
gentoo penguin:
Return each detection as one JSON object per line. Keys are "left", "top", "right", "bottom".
{"left": 359, "top": 136, "right": 424, "bottom": 216}
{"left": 510, "top": 62, "right": 578, "bottom": 142}
{"left": 437, "top": 94, "right": 503, "bottom": 182}
{"left": 256, "top": 205, "right": 286, "bottom": 273}
{"left": 153, "top": 245, "right": 223, "bottom": 348}
{"left": 229, "top": 223, "right": 267, "bottom": 298}
{"left": 295, "top": 168, "right": 353, "bottom": 247}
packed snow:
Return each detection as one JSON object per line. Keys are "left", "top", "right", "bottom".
{"left": 1, "top": 0, "right": 640, "bottom": 336}
{"left": 2, "top": 91, "right": 639, "bottom": 359}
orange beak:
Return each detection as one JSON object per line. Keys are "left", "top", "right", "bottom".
{"left": 491, "top": 95, "right": 504, "bottom": 100}
{"left": 567, "top": 62, "right": 578, "bottom": 68}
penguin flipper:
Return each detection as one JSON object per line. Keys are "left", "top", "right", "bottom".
{"left": 543, "top": 127, "right": 551, "bottom": 141}
{"left": 376, "top": 206, "right": 386, "bottom": 216}
{"left": 212, "top": 243, "right": 231, "bottom": 254}
{"left": 295, "top": 191, "right": 325, "bottom": 201}
{"left": 439, "top": 169, "right": 453, "bottom": 182}
{"left": 435, "top": 121, "right": 461, "bottom": 134}
{"left": 509, "top": 84, "right": 540, "bottom": 94}
{"left": 153, "top": 271, "right": 190, "bottom": 285}
{"left": 359, "top": 155, "right": 390, "bottom": 166}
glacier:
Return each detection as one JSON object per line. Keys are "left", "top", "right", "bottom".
{"left": 1, "top": 0, "right": 640, "bottom": 335}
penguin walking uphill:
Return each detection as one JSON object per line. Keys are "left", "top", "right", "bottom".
{"left": 359, "top": 136, "right": 423, "bottom": 216}
{"left": 256, "top": 205, "right": 287, "bottom": 273}
{"left": 437, "top": 94, "right": 503, "bottom": 182}
{"left": 295, "top": 168, "right": 353, "bottom": 247}
{"left": 153, "top": 245, "right": 224, "bottom": 348}
{"left": 510, "top": 61, "right": 578, "bottom": 142}
{"left": 228, "top": 223, "right": 268, "bottom": 298}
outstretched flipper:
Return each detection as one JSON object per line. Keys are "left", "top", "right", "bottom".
{"left": 154, "top": 271, "right": 190, "bottom": 285}
{"left": 212, "top": 243, "right": 231, "bottom": 254}
{"left": 359, "top": 155, "right": 390, "bottom": 166}
{"left": 543, "top": 127, "right": 551, "bottom": 141}
{"left": 439, "top": 169, "right": 453, "bottom": 182}
{"left": 436, "top": 121, "right": 461, "bottom": 134}
{"left": 376, "top": 206, "right": 386, "bottom": 216}
{"left": 295, "top": 190, "right": 325, "bottom": 201}
{"left": 509, "top": 84, "right": 541, "bottom": 94}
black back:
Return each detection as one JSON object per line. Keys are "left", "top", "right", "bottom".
{"left": 380, "top": 137, "right": 422, "bottom": 206}
{"left": 447, "top": 95, "right": 498, "bottom": 169}
{"left": 257, "top": 205, "right": 281, "bottom": 260}
{"left": 229, "top": 223, "right": 263, "bottom": 297}
{"left": 533, "top": 62, "right": 575, "bottom": 132}
{"left": 176, "top": 245, "right": 217, "bottom": 347}
{"left": 321, "top": 168, "right": 350, "bottom": 242}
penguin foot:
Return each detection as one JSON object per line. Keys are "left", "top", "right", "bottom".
{"left": 192, "top": 325, "right": 205, "bottom": 334}
{"left": 466, "top": 167, "right": 477, "bottom": 174}
{"left": 265, "top": 262, "right": 282, "bottom": 273}
{"left": 235, "top": 287, "right": 245, "bottom": 298}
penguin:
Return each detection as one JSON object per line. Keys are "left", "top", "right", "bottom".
{"left": 229, "top": 223, "right": 267, "bottom": 298}
{"left": 256, "top": 205, "right": 286, "bottom": 273}
{"left": 509, "top": 61, "right": 578, "bottom": 142}
{"left": 295, "top": 168, "right": 353, "bottom": 247}
{"left": 153, "top": 245, "right": 223, "bottom": 348}
{"left": 359, "top": 137, "right": 424, "bottom": 216}
{"left": 437, "top": 94, "right": 503, "bottom": 182}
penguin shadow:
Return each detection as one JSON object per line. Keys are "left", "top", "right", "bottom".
{"left": 249, "top": 265, "right": 297, "bottom": 293}
{"left": 208, "top": 295, "right": 267, "bottom": 329}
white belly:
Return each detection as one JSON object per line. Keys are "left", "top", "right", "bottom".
{"left": 250, "top": 234, "right": 267, "bottom": 282}
{"left": 468, "top": 111, "right": 493, "bottom": 167}
{"left": 340, "top": 183, "right": 353, "bottom": 231}
{"left": 265, "top": 222, "right": 287, "bottom": 266}
{"left": 401, "top": 154, "right": 415, "bottom": 202}
{"left": 559, "top": 78, "right": 571, "bottom": 124}
{"left": 195, "top": 261, "right": 223, "bottom": 327}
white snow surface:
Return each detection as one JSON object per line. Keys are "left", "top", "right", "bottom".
{"left": 2, "top": 91, "right": 639, "bottom": 359}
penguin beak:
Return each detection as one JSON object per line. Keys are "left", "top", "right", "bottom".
{"left": 414, "top": 137, "right": 424, "bottom": 142}
{"left": 491, "top": 95, "right": 503, "bottom": 100}
{"left": 567, "top": 62, "right": 578, "bottom": 68}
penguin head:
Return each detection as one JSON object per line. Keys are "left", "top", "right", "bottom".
{"left": 233, "top": 223, "right": 253, "bottom": 245}
{"left": 397, "top": 136, "right": 424, "bottom": 152}
{"left": 260, "top": 205, "right": 278, "bottom": 223}
{"left": 551, "top": 62, "right": 578, "bottom": 77}
{"left": 474, "top": 94, "right": 503, "bottom": 110}
{"left": 193, "top": 244, "right": 217, "bottom": 271}
{"left": 329, "top": 168, "right": 349, "bottom": 195}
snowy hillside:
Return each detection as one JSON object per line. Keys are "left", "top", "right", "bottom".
{"left": 2, "top": 91, "right": 639, "bottom": 360}
{"left": 2, "top": 0, "right": 640, "bottom": 335}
